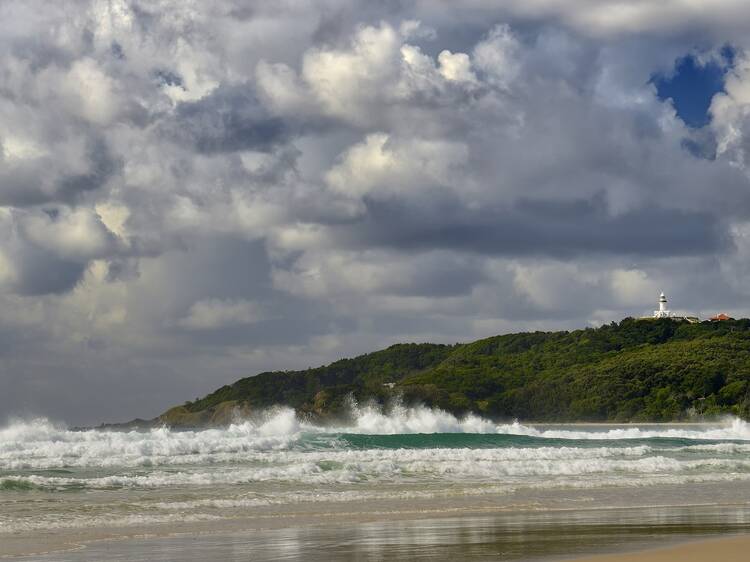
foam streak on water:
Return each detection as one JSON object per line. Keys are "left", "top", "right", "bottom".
{"left": 3, "top": 405, "right": 750, "bottom": 534}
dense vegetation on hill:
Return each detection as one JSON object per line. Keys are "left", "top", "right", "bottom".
{"left": 161, "top": 318, "right": 750, "bottom": 425}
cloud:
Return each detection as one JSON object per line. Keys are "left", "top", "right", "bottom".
{"left": 0, "top": 207, "right": 124, "bottom": 295}
{"left": 59, "top": 58, "right": 122, "bottom": 125}
{"left": 610, "top": 269, "right": 659, "bottom": 307}
{"left": 325, "top": 133, "right": 469, "bottom": 198}
{"left": 437, "top": 50, "right": 477, "bottom": 83}
{"left": 411, "top": 0, "right": 750, "bottom": 38}
{"left": 19, "top": 207, "right": 120, "bottom": 260}
{"left": 179, "top": 299, "right": 264, "bottom": 330}
{"left": 321, "top": 196, "right": 729, "bottom": 259}
{"left": 471, "top": 24, "right": 519, "bottom": 87}
{"left": 0, "top": 135, "right": 120, "bottom": 207}
{"left": 258, "top": 21, "right": 489, "bottom": 127}
{"left": 163, "top": 85, "right": 292, "bottom": 154}
{"left": 302, "top": 22, "right": 404, "bottom": 122}
{"left": 0, "top": 248, "right": 17, "bottom": 289}
{"left": 272, "top": 248, "right": 486, "bottom": 300}
{"left": 3, "top": 1, "right": 750, "bottom": 425}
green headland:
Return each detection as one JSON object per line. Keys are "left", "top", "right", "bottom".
{"left": 147, "top": 317, "right": 750, "bottom": 427}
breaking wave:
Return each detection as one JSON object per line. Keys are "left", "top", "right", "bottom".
{"left": 5, "top": 450, "right": 750, "bottom": 491}
{"left": 2, "top": 406, "right": 750, "bottom": 471}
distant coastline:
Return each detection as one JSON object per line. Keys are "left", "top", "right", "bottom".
{"left": 110, "top": 317, "right": 750, "bottom": 428}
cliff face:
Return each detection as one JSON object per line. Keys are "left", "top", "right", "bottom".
{"left": 154, "top": 318, "right": 750, "bottom": 427}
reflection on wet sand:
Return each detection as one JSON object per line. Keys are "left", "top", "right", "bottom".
{"left": 18, "top": 504, "right": 750, "bottom": 562}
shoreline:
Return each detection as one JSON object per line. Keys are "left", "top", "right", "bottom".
{"left": 3, "top": 498, "right": 750, "bottom": 560}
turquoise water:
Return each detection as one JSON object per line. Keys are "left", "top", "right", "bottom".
{"left": 328, "top": 432, "right": 724, "bottom": 449}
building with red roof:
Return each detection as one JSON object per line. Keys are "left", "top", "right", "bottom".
{"left": 710, "top": 313, "right": 734, "bottom": 321}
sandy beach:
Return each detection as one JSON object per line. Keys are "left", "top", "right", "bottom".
{"left": 573, "top": 534, "right": 750, "bottom": 562}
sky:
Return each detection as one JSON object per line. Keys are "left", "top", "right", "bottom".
{"left": 4, "top": 1, "right": 750, "bottom": 425}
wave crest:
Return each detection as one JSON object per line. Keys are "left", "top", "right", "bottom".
{"left": 2, "top": 407, "right": 750, "bottom": 471}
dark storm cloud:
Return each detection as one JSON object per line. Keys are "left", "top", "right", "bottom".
{"left": 14, "top": 247, "right": 88, "bottom": 295}
{"left": 388, "top": 259, "right": 487, "bottom": 297}
{"left": 164, "top": 85, "right": 291, "bottom": 154}
{"left": 348, "top": 196, "right": 728, "bottom": 258}
{"left": 57, "top": 139, "right": 121, "bottom": 202}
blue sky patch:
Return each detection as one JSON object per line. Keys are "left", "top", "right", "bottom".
{"left": 653, "top": 47, "right": 734, "bottom": 128}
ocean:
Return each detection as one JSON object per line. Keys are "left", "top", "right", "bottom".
{"left": 3, "top": 404, "right": 750, "bottom": 560}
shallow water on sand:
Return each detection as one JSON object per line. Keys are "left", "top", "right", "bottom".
{"left": 16, "top": 505, "right": 750, "bottom": 561}
{"left": 4, "top": 405, "right": 750, "bottom": 559}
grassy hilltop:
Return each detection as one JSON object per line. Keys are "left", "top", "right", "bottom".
{"left": 159, "top": 318, "right": 750, "bottom": 426}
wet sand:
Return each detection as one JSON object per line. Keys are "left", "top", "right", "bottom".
{"left": 4, "top": 500, "right": 750, "bottom": 561}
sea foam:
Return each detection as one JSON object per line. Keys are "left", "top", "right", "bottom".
{"left": 2, "top": 406, "right": 749, "bottom": 472}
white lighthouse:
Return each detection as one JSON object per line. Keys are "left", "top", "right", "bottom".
{"left": 638, "top": 292, "right": 698, "bottom": 323}
{"left": 653, "top": 292, "right": 671, "bottom": 319}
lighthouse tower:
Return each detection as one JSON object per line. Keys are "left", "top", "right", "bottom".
{"left": 653, "top": 292, "right": 671, "bottom": 319}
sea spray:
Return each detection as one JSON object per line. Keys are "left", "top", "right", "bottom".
{"left": 3, "top": 407, "right": 750, "bottom": 471}
{"left": 325, "top": 400, "right": 500, "bottom": 434}
{"left": 0, "top": 408, "right": 748, "bottom": 474}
